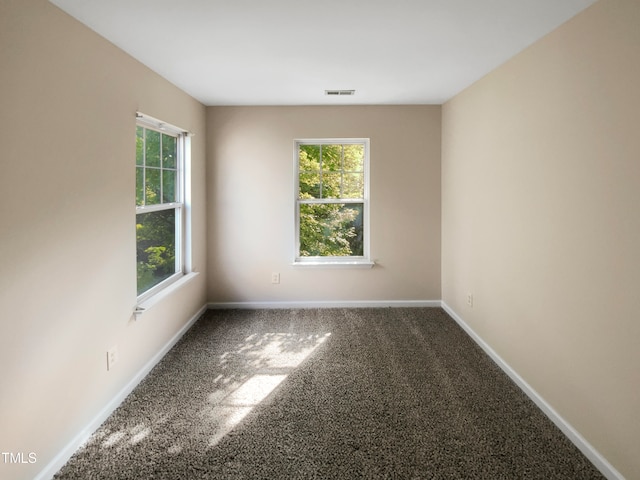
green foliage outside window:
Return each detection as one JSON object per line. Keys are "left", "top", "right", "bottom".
{"left": 298, "top": 143, "right": 365, "bottom": 257}
{"left": 136, "top": 210, "right": 176, "bottom": 295}
{"left": 136, "top": 126, "right": 179, "bottom": 295}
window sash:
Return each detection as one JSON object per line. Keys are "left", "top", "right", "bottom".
{"left": 136, "top": 205, "right": 184, "bottom": 300}
{"left": 135, "top": 202, "right": 185, "bottom": 269}
{"left": 136, "top": 126, "right": 183, "bottom": 208}
{"left": 296, "top": 202, "right": 366, "bottom": 259}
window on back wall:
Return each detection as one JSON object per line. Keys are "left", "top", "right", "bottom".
{"left": 135, "top": 113, "right": 190, "bottom": 299}
{"left": 294, "top": 139, "right": 373, "bottom": 267}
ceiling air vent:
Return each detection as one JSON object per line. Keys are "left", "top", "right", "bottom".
{"left": 325, "top": 89, "right": 355, "bottom": 96}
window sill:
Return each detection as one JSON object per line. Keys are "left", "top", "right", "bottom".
{"left": 134, "top": 272, "right": 200, "bottom": 319}
{"left": 292, "top": 260, "right": 375, "bottom": 269}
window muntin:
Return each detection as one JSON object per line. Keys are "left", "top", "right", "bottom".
{"left": 295, "top": 139, "right": 370, "bottom": 264}
{"left": 136, "top": 127, "right": 179, "bottom": 207}
{"left": 136, "top": 117, "right": 186, "bottom": 298}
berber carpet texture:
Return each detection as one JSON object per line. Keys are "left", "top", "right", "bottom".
{"left": 55, "top": 308, "right": 604, "bottom": 479}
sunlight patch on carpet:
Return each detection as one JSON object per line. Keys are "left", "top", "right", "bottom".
{"left": 205, "top": 331, "right": 331, "bottom": 447}
{"left": 226, "top": 374, "right": 288, "bottom": 406}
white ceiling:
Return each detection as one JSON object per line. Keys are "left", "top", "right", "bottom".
{"left": 50, "top": 0, "right": 597, "bottom": 106}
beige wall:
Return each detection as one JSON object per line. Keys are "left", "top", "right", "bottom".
{"left": 4, "top": 0, "right": 636, "bottom": 478}
{"left": 0, "top": 2, "right": 207, "bottom": 479}
{"left": 442, "top": 0, "right": 640, "bottom": 477}
{"left": 206, "top": 106, "right": 441, "bottom": 304}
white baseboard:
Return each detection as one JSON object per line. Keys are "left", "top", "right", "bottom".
{"left": 440, "top": 302, "right": 623, "bottom": 480}
{"left": 208, "top": 300, "right": 442, "bottom": 309}
{"left": 35, "top": 304, "right": 208, "bottom": 480}
{"left": 37, "top": 301, "right": 622, "bottom": 480}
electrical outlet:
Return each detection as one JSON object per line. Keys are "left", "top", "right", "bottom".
{"left": 467, "top": 294, "right": 474, "bottom": 308}
{"left": 271, "top": 272, "right": 280, "bottom": 284}
{"left": 107, "top": 345, "right": 119, "bottom": 371}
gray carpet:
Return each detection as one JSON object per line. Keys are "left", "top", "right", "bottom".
{"left": 55, "top": 308, "right": 604, "bottom": 479}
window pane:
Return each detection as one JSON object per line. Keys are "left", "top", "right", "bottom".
{"left": 322, "top": 144, "right": 342, "bottom": 171}
{"left": 162, "top": 134, "right": 177, "bottom": 168}
{"left": 136, "top": 126, "right": 144, "bottom": 166}
{"left": 343, "top": 144, "right": 364, "bottom": 172}
{"left": 343, "top": 173, "right": 364, "bottom": 199}
{"left": 145, "top": 168, "right": 161, "bottom": 205}
{"left": 322, "top": 172, "right": 342, "bottom": 199}
{"left": 299, "top": 145, "right": 320, "bottom": 171}
{"left": 162, "top": 169, "right": 176, "bottom": 203}
{"left": 299, "top": 173, "right": 320, "bottom": 199}
{"left": 299, "top": 203, "right": 363, "bottom": 257}
{"left": 136, "top": 209, "right": 177, "bottom": 295}
{"left": 136, "top": 167, "right": 144, "bottom": 206}
{"left": 145, "top": 129, "right": 161, "bottom": 167}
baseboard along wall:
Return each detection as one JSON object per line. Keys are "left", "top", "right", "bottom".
{"left": 35, "top": 304, "right": 208, "bottom": 480}
{"left": 440, "top": 302, "right": 623, "bottom": 480}
{"left": 207, "top": 300, "right": 442, "bottom": 309}
{"left": 37, "top": 300, "right": 622, "bottom": 480}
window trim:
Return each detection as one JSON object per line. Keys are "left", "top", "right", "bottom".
{"left": 135, "top": 112, "right": 193, "bottom": 304}
{"left": 293, "top": 138, "right": 373, "bottom": 267}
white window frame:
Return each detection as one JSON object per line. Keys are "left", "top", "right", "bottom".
{"left": 293, "top": 138, "right": 373, "bottom": 268}
{"left": 135, "top": 112, "right": 193, "bottom": 304}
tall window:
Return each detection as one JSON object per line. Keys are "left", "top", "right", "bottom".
{"left": 294, "top": 139, "right": 371, "bottom": 266}
{"left": 136, "top": 114, "right": 187, "bottom": 298}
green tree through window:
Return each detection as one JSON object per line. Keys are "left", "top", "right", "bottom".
{"left": 136, "top": 122, "right": 183, "bottom": 296}
{"left": 296, "top": 140, "right": 369, "bottom": 262}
